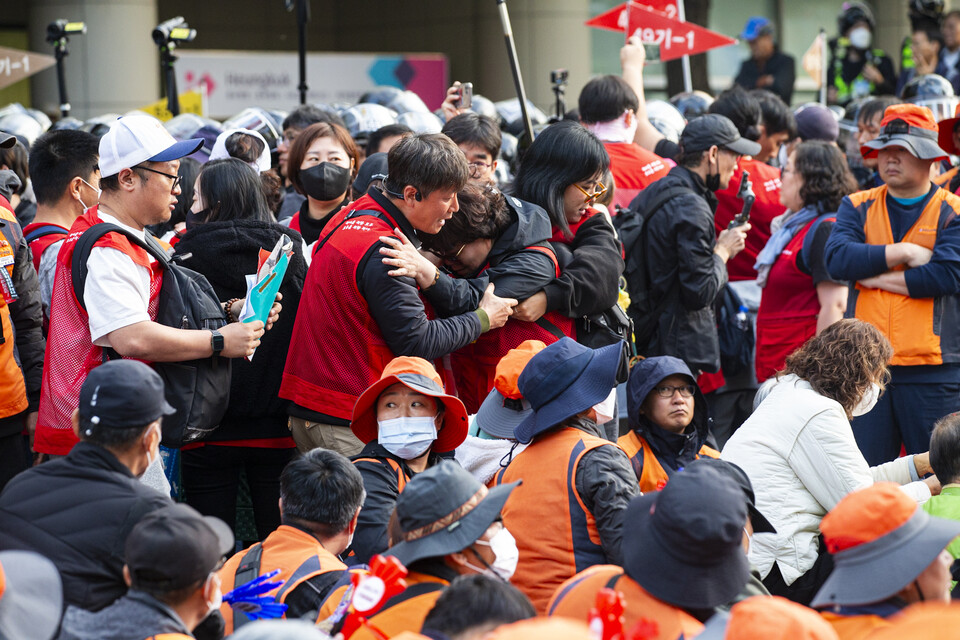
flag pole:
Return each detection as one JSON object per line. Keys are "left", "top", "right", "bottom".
{"left": 677, "top": 0, "right": 693, "bottom": 93}
{"left": 819, "top": 28, "right": 827, "bottom": 105}
{"left": 496, "top": 0, "right": 536, "bottom": 145}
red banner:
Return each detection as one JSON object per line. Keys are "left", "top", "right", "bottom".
{"left": 585, "top": 1, "right": 679, "bottom": 31}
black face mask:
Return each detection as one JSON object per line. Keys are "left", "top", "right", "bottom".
{"left": 186, "top": 207, "right": 211, "bottom": 229}
{"left": 300, "top": 162, "right": 351, "bottom": 201}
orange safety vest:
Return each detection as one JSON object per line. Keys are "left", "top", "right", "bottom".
{"left": 617, "top": 430, "right": 719, "bottom": 493}
{"left": 218, "top": 525, "right": 350, "bottom": 635}
{"left": 934, "top": 165, "right": 958, "bottom": 188}
{"left": 491, "top": 427, "right": 612, "bottom": 613}
{"left": 145, "top": 635, "right": 193, "bottom": 640}
{"left": 0, "top": 200, "right": 28, "bottom": 420}
{"left": 849, "top": 185, "right": 960, "bottom": 366}
{"left": 547, "top": 565, "right": 703, "bottom": 640}
{"left": 346, "top": 572, "right": 448, "bottom": 640}
{"left": 820, "top": 611, "right": 891, "bottom": 640}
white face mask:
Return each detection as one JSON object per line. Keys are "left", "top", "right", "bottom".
{"left": 848, "top": 27, "right": 872, "bottom": 50}
{"left": 138, "top": 423, "right": 160, "bottom": 478}
{"left": 468, "top": 527, "right": 519, "bottom": 581}
{"left": 852, "top": 382, "right": 882, "bottom": 417}
{"left": 592, "top": 388, "right": 618, "bottom": 425}
{"left": 377, "top": 416, "right": 438, "bottom": 460}
{"left": 206, "top": 574, "right": 223, "bottom": 615}
{"left": 79, "top": 177, "right": 101, "bottom": 212}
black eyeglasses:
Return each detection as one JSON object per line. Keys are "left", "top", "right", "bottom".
{"left": 433, "top": 243, "right": 466, "bottom": 261}
{"left": 653, "top": 384, "right": 697, "bottom": 398}
{"left": 133, "top": 165, "right": 182, "bottom": 191}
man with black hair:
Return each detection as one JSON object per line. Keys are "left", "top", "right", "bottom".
{"left": 749, "top": 90, "right": 797, "bottom": 165}
{"left": 855, "top": 96, "right": 901, "bottom": 188}
{"left": 366, "top": 123, "right": 413, "bottom": 158}
{"left": 442, "top": 113, "right": 502, "bottom": 186}
{"left": 734, "top": 17, "right": 796, "bottom": 104}
{"left": 578, "top": 75, "right": 670, "bottom": 210}
{"left": 277, "top": 105, "right": 348, "bottom": 221}
{"left": 421, "top": 575, "right": 535, "bottom": 640}
{"left": 58, "top": 503, "right": 234, "bottom": 640}
{"left": 0, "top": 360, "right": 173, "bottom": 612}
{"left": 217, "top": 449, "right": 365, "bottom": 634}
{"left": 25, "top": 129, "right": 100, "bottom": 322}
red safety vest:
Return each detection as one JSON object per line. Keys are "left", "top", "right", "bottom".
{"left": 218, "top": 525, "right": 349, "bottom": 635}
{"left": 492, "top": 427, "right": 611, "bottom": 613}
{"left": 714, "top": 159, "right": 786, "bottom": 281}
{"left": 0, "top": 198, "right": 28, "bottom": 421}
{"left": 604, "top": 142, "right": 671, "bottom": 211}
{"left": 755, "top": 218, "right": 831, "bottom": 382}
{"left": 35, "top": 207, "right": 162, "bottom": 455}
{"left": 851, "top": 185, "right": 960, "bottom": 366}
{"left": 280, "top": 195, "right": 454, "bottom": 419}
{"left": 617, "top": 431, "right": 719, "bottom": 493}
{"left": 451, "top": 245, "right": 576, "bottom": 413}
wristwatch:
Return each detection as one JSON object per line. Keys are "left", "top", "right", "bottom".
{"left": 210, "top": 329, "right": 224, "bottom": 356}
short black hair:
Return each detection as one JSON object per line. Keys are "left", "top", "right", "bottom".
{"left": 280, "top": 449, "right": 365, "bottom": 537}
{"left": 914, "top": 24, "right": 945, "bottom": 50}
{"left": 578, "top": 75, "right": 640, "bottom": 125}
{"left": 384, "top": 134, "right": 470, "bottom": 199}
{"left": 930, "top": 413, "right": 960, "bottom": 485}
{"left": 282, "top": 104, "right": 346, "bottom": 133}
{"left": 750, "top": 90, "right": 797, "bottom": 138}
{"left": 419, "top": 184, "right": 511, "bottom": 257}
{"left": 708, "top": 86, "right": 763, "bottom": 141}
{"left": 79, "top": 418, "right": 153, "bottom": 451}
{"left": 422, "top": 575, "right": 535, "bottom": 639}
{"left": 365, "top": 124, "right": 413, "bottom": 158}
{"left": 29, "top": 130, "right": 100, "bottom": 205}
{"left": 442, "top": 113, "right": 502, "bottom": 160}
{"left": 133, "top": 576, "right": 205, "bottom": 606}
{"left": 857, "top": 96, "right": 900, "bottom": 125}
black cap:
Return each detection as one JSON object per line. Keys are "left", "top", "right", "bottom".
{"left": 78, "top": 360, "right": 176, "bottom": 431}
{"left": 125, "top": 504, "right": 234, "bottom": 591}
{"left": 688, "top": 458, "right": 776, "bottom": 534}
{"left": 679, "top": 113, "right": 762, "bottom": 156}
{"left": 353, "top": 152, "right": 389, "bottom": 195}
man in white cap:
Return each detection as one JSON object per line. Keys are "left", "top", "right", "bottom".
{"left": 34, "top": 115, "right": 265, "bottom": 458}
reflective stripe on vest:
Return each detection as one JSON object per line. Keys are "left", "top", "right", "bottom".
{"left": 0, "top": 202, "right": 27, "bottom": 419}
{"left": 618, "top": 431, "right": 719, "bottom": 493}
{"left": 353, "top": 457, "right": 408, "bottom": 493}
{"left": 493, "top": 427, "right": 610, "bottom": 613}
{"left": 851, "top": 185, "right": 953, "bottom": 365}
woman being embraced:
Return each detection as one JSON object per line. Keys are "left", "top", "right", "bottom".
{"left": 722, "top": 319, "right": 939, "bottom": 606}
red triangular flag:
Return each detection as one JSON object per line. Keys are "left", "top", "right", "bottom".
{"left": 625, "top": 3, "right": 737, "bottom": 61}
{"left": 585, "top": 1, "right": 679, "bottom": 31}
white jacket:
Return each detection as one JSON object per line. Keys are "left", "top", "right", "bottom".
{"left": 721, "top": 374, "right": 930, "bottom": 586}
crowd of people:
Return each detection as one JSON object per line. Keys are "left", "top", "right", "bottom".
{"left": 8, "top": 2, "right": 960, "bottom": 639}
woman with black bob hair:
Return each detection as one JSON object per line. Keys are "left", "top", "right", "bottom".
{"left": 754, "top": 141, "right": 857, "bottom": 382}
{"left": 510, "top": 120, "right": 624, "bottom": 326}
{"left": 173, "top": 157, "right": 308, "bottom": 543}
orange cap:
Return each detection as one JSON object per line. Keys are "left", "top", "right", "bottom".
{"left": 713, "top": 596, "right": 839, "bottom": 640}
{"left": 490, "top": 618, "right": 593, "bottom": 640}
{"left": 868, "top": 602, "right": 960, "bottom": 640}
{"left": 880, "top": 104, "right": 939, "bottom": 133}
{"left": 493, "top": 340, "right": 547, "bottom": 400}
{"left": 820, "top": 483, "right": 917, "bottom": 554}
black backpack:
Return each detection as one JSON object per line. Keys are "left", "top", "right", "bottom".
{"left": 714, "top": 283, "right": 754, "bottom": 377}
{"left": 71, "top": 223, "right": 231, "bottom": 448}
{"left": 616, "top": 184, "right": 689, "bottom": 350}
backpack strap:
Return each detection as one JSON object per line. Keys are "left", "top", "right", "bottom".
{"left": 312, "top": 208, "right": 394, "bottom": 257}
{"left": 71, "top": 223, "right": 169, "bottom": 312}
{"left": 24, "top": 224, "right": 67, "bottom": 244}
{"left": 232, "top": 542, "right": 265, "bottom": 631}
{"left": 604, "top": 571, "right": 624, "bottom": 590}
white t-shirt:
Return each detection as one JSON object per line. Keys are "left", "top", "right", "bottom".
{"left": 85, "top": 212, "right": 156, "bottom": 347}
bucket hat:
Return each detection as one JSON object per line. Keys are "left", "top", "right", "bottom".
{"left": 740, "top": 17, "right": 775, "bottom": 41}
{"left": 860, "top": 104, "right": 949, "bottom": 161}
{"left": 387, "top": 461, "right": 519, "bottom": 566}
{"left": 937, "top": 102, "right": 960, "bottom": 155}
{"left": 696, "top": 595, "right": 839, "bottom": 640}
{"left": 0, "top": 551, "right": 62, "bottom": 640}
{"left": 474, "top": 340, "right": 546, "bottom": 439}
{"left": 811, "top": 482, "right": 960, "bottom": 608}
{"left": 687, "top": 458, "right": 776, "bottom": 534}
{"left": 621, "top": 464, "right": 751, "bottom": 609}
{"left": 351, "top": 356, "right": 468, "bottom": 453}
{"left": 514, "top": 337, "right": 622, "bottom": 444}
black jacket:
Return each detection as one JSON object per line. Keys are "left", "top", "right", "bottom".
{"left": 425, "top": 195, "right": 556, "bottom": 314}
{"left": 733, "top": 50, "right": 796, "bottom": 104}
{"left": 0, "top": 442, "right": 172, "bottom": 611}
{"left": 545, "top": 213, "right": 624, "bottom": 318}
{"left": 634, "top": 166, "right": 727, "bottom": 374}
{"left": 174, "top": 219, "right": 307, "bottom": 441}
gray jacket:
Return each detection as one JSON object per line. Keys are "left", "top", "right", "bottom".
{"left": 57, "top": 590, "right": 192, "bottom": 640}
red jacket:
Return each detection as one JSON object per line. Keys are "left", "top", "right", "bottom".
{"left": 604, "top": 142, "right": 671, "bottom": 211}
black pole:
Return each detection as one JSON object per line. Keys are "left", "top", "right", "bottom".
{"left": 161, "top": 44, "right": 180, "bottom": 116}
{"left": 496, "top": 0, "right": 534, "bottom": 145}
{"left": 296, "top": 0, "right": 310, "bottom": 104}
{"left": 53, "top": 42, "right": 70, "bottom": 118}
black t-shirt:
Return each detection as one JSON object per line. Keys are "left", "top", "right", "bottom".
{"left": 796, "top": 219, "right": 842, "bottom": 286}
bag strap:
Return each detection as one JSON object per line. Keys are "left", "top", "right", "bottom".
{"left": 312, "top": 208, "right": 392, "bottom": 257}
{"left": 378, "top": 581, "right": 446, "bottom": 612}
{"left": 24, "top": 224, "right": 67, "bottom": 244}
{"left": 71, "top": 223, "right": 169, "bottom": 312}
{"left": 604, "top": 571, "right": 623, "bottom": 591}
{"left": 232, "top": 542, "right": 265, "bottom": 631}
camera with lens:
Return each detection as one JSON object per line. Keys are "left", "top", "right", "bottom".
{"left": 550, "top": 69, "right": 569, "bottom": 86}
{"left": 152, "top": 17, "right": 197, "bottom": 46}
{"left": 46, "top": 19, "right": 87, "bottom": 44}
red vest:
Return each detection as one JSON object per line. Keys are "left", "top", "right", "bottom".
{"left": 451, "top": 246, "right": 576, "bottom": 413}
{"left": 755, "top": 218, "right": 828, "bottom": 382}
{"left": 23, "top": 222, "right": 68, "bottom": 273}
{"left": 714, "top": 159, "right": 786, "bottom": 281}
{"left": 492, "top": 427, "right": 610, "bottom": 613}
{"left": 604, "top": 142, "right": 671, "bottom": 211}
{"left": 279, "top": 195, "right": 450, "bottom": 420}
{"left": 35, "top": 207, "right": 163, "bottom": 455}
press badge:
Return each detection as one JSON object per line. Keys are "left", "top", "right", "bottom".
{"left": 0, "top": 264, "right": 16, "bottom": 305}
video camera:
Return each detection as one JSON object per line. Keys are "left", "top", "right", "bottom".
{"left": 152, "top": 17, "right": 197, "bottom": 46}
{"left": 46, "top": 19, "right": 86, "bottom": 44}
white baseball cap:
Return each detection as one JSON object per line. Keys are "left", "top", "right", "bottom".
{"left": 98, "top": 115, "right": 204, "bottom": 178}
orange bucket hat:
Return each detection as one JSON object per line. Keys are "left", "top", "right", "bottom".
{"left": 860, "top": 103, "right": 949, "bottom": 161}
{"left": 474, "top": 340, "right": 547, "bottom": 439}
{"left": 697, "top": 595, "right": 839, "bottom": 640}
{"left": 350, "top": 356, "right": 467, "bottom": 453}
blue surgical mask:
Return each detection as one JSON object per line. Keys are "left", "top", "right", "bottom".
{"left": 377, "top": 415, "right": 438, "bottom": 460}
